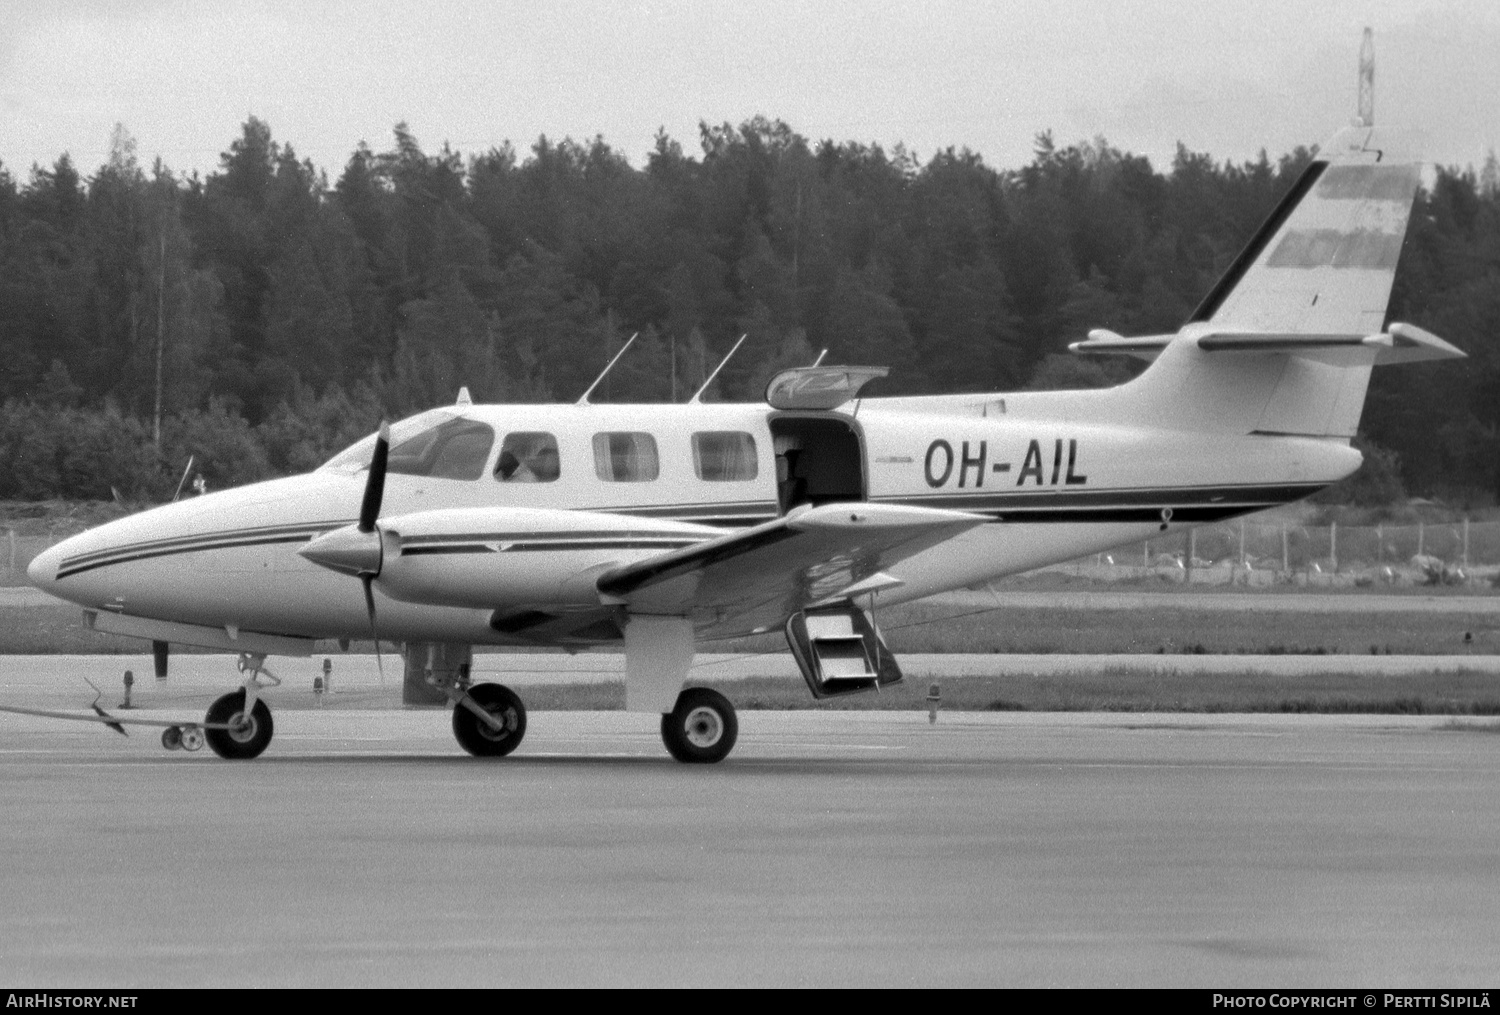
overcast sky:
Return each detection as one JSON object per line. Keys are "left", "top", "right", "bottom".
{"left": 2, "top": 0, "right": 1497, "bottom": 183}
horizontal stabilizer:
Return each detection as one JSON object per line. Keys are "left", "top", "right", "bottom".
{"left": 1068, "top": 329, "right": 1174, "bottom": 360}
{"left": 1196, "top": 322, "right": 1465, "bottom": 364}
{"left": 1372, "top": 322, "right": 1467, "bottom": 364}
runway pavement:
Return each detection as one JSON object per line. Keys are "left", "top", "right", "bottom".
{"left": 0, "top": 704, "right": 1497, "bottom": 987}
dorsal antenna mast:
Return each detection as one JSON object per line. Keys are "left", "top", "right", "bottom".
{"left": 576, "top": 332, "right": 639, "bottom": 405}
{"left": 689, "top": 333, "right": 747, "bottom": 404}
{"left": 1356, "top": 27, "right": 1374, "bottom": 127}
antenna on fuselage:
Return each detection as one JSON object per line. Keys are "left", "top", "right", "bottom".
{"left": 810, "top": 349, "right": 828, "bottom": 367}
{"left": 688, "top": 333, "right": 747, "bottom": 404}
{"left": 171, "top": 456, "right": 195, "bottom": 503}
{"left": 576, "top": 332, "right": 639, "bottom": 405}
{"left": 1355, "top": 27, "right": 1374, "bottom": 127}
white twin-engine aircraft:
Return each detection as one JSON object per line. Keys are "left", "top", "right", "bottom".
{"left": 20, "top": 123, "right": 1464, "bottom": 763}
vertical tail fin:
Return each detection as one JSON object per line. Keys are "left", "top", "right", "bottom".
{"left": 1187, "top": 126, "right": 1421, "bottom": 336}
{"left": 1073, "top": 125, "right": 1463, "bottom": 439}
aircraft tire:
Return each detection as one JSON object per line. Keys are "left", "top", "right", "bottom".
{"left": 661, "top": 688, "right": 738, "bottom": 764}
{"left": 161, "top": 726, "right": 183, "bottom": 751}
{"left": 453, "top": 683, "right": 527, "bottom": 757}
{"left": 204, "top": 691, "right": 274, "bottom": 760}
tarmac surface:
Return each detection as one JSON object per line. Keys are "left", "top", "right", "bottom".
{"left": 1, "top": 696, "right": 1498, "bottom": 986}
{"left": 8, "top": 542, "right": 1500, "bottom": 983}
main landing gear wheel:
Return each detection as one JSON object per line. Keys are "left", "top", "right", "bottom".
{"left": 661, "top": 688, "right": 738, "bottom": 764}
{"left": 204, "top": 690, "right": 274, "bottom": 760}
{"left": 452, "top": 683, "right": 527, "bottom": 757}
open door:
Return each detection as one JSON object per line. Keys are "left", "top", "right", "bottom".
{"left": 769, "top": 415, "right": 866, "bottom": 515}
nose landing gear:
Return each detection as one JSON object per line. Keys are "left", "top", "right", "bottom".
{"left": 203, "top": 691, "right": 274, "bottom": 759}
{"left": 449, "top": 682, "right": 528, "bottom": 757}
{"left": 202, "top": 654, "right": 279, "bottom": 760}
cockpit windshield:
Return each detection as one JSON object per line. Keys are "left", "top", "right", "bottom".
{"left": 320, "top": 410, "right": 496, "bottom": 481}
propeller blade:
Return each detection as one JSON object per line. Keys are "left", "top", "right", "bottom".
{"left": 359, "top": 422, "right": 391, "bottom": 534}
{"left": 362, "top": 574, "right": 385, "bottom": 687}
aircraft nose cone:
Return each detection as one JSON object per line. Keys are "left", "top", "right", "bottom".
{"left": 26, "top": 541, "right": 62, "bottom": 590}
{"left": 299, "top": 525, "right": 385, "bottom": 577}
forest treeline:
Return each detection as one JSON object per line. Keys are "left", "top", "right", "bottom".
{"left": 0, "top": 116, "right": 1496, "bottom": 506}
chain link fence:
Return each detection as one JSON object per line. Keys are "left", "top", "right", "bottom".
{"left": 1077, "top": 518, "right": 1500, "bottom": 587}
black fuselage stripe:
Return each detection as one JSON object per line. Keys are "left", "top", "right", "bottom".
{"left": 401, "top": 530, "right": 704, "bottom": 544}
{"left": 975, "top": 505, "right": 1261, "bottom": 525}
{"left": 51, "top": 482, "right": 1318, "bottom": 579}
{"left": 877, "top": 483, "right": 1323, "bottom": 511}
{"left": 58, "top": 520, "right": 353, "bottom": 569}
{"left": 509, "top": 540, "right": 699, "bottom": 553}
{"left": 55, "top": 534, "right": 320, "bottom": 580}
{"left": 605, "top": 501, "right": 778, "bottom": 514}
{"left": 404, "top": 540, "right": 698, "bottom": 556}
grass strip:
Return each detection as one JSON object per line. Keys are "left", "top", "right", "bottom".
{"left": 6, "top": 601, "right": 1500, "bottom": 657}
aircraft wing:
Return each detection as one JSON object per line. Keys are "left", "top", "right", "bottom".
{"left": 596, "top": 502, "right": 985, "bottom": 638}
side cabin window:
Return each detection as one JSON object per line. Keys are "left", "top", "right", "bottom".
{"left": 593, "top": 432, "right": 659, "bottom": 482}
{"left": 495, "top": 432, "right": 561, "bottom": 483}
{"left": 387, "top": 416, "right": 495, "bottom": 481}
{"left": 693, "top": 432, "right": 758, "bottom": 481}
